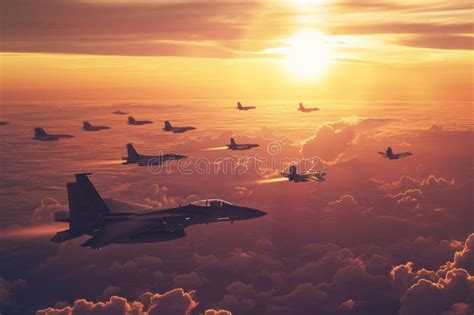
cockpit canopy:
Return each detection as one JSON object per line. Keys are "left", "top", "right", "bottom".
{"left": 190, "top": 199, "right": 233, "bottom": 208}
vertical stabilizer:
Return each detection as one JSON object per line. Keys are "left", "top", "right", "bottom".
{"left": 34, "top": 127, "right": 47, "bottom": 138}
{"left": 126, "top": 143, "right": 140, "bottom": 163}
{"left": 67, "top": 173, "right": 109, "bottom": 232}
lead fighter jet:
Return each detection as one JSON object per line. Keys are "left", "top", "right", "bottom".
{"left": 51, "top": 173, "right": 267, "bottom": 249}
{"left": 128, "top": 116, "right": 153, "bottom": 125}
{"left": 280, "top": 165, "right": 326, "bottom": 182}
{"left": 122, "top": 143, "right": 187, "bottom": 166}
{"left": 236, "top": 102, "right": 256, "bottom": 111}
{"left": 32, "top": 127, "right": 73, "bottom": 141}
{"left": 163, "top": 121, "right": 196, "bottom": 133}
{"left": 378, "top": 147, "right": 412, "bottom": 160}
{"left": 227, "top": 138, "right": 259, "bottom": 151}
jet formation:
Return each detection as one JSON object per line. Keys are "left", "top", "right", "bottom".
{"left": 122, "top": 143, "right": 187, "bottom": 166}
{"left": 378, "top": 147, "right": 413, "bottom": 160}
{"left": 163, "top": 121, "right": 196, "bottom": 133}
{"left": 33, "top": 128, "right": 74, "bottom": 141}
{"left": 83, "top": 121, "right": 111, "bottom": 131}
{"left": 298, "top": 102, "right": 320, "bottom": 113}
{"left": 51, "top": 173, "right": 266, "bottom": 249}
{"left": 236, "top": 102, "right": 256, "bottom": 111}
{"left": 128, "top": 116, "right": 153, "bottom": 125}
{"left": 227, "top": 138, "right": 260, "bottom": 151}
{"left": 280, "top": 165, "right": 327, "bottom": 183}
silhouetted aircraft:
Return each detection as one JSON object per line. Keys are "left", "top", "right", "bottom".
{"left": 163, "top": 121, "right": 196, "bottom": 133}
{"left": 128, "top": 116, "right": 153, "bottom": 125}
{"left": 113, "top": 110, "right": 128, "bottom": 115}
{"left": 51, "top": 173, "right": 267, "bottom": 249}
{"left": 227, "top": 138, "right": 259, "bottom": 150}
{"left": 236, "top": 102, "right": 256, "bottom": 111}
{"left": 0, "top": 121, "right": 9, "bottom": 126}
{"left": 32, "top": 128, "right": 73, "bottom": 141}
{"left": 378, "top": 147, "right": 413, "bottom": 160}
{"left": 83, "top": 121, "right": 111, "bottom": 131}
{"left": 280, "top": 165, "right": 326, "bottom": 182}
{"left": 122, "top": 143, "right": 187, "bottom": 166}
{"left": 298, "top": 102, "right": 320, "bottom": 113}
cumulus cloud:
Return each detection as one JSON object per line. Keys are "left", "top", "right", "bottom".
{"left": 36, "top": 288, "right": 211, "bottom": 315}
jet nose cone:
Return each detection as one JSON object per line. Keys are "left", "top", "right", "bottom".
{"left": 251, "top": 209, "right": 267, "bottom": 218}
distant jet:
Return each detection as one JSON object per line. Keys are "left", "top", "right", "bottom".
{"left": 128, "top": 116, "right": 153, "bottom": 125}
{"left": 236, "top": 102, "right": 256, "bottom": 111}
{"left": 113, "top": 110, "right": 128, "bottom": 115}
{"left": 163, "top": 121, "right": 196, "bottom": 133}
{"left": 122, "top": 143, "right": 187, "bottom": 166}
{"left": 298, "top": 103, "right": 320, "bottom": 113}
{"left": 83, "top": 121, "right": 111, "bottom": 131}
{"left": 378, "top": 147, "right": 413, "bottom": 160}
{"left": 280, "top": 165, "right": 326, "bottom": 183}
{"left": 32, "top": 128, "right": 73, "bottom": 141}
{"left": 0, "top": 121, "right": 9, "bottom": 126}
{"left": 51, "top": 173, "right": 267, "bottom": 249}
{"left": 227, "top": 138, "right": 259, "bottom": 151}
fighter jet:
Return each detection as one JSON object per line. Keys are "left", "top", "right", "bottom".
{"left": 280, "top": 165, "right": 327, "bottom": 182}
{"left": 122, "top": 143, "right": 187, "bottom": 166}
{"left": 51, "top": 173, "right": 267, "bottom": 249}
{"left": 236, "top": 102, "right": 256, "bottom": 111}
{"left": 298, "top": 102, "right": 320, "bottom": 113}
{"left": 128, "top": 116, "right": 153, "bottom": 125}
{"left": 83, "top": 121, "right": 111, "bottom": 131}
{"left": 0, "top": 121, "right": 9, "bottom": 126}
{"left": 227, "top": 138, "right": 259, "bottom": 151}
{"left": 113, "top": 110, "right": 128, "bottom": 115}
{"left": 32, "top": 128, "right": 74, "bottom": 141}
{"left": 163, "top": 121, "right": 196, "bottom": 133}
{"left": 378, "top": 147, "right": 413, "bottom": 160}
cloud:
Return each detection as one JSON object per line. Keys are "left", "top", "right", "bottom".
{"left": 391, "top": 233, "right": 474, "bottom": 315}
{"left": 36, "top": 288, "right": 207, "bottom": 315}
{"left": 396, "top": 35, "right": 474, "bottom": 50}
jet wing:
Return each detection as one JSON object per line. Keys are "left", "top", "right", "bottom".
{"left": 80, "top": 219, "right": 155, "bottom": 249}
{"left": 104, "top": 198, "right": 152, "bottom": 212}
{"left": 81, "top": 213, "right": 191, "bottom": 249}
{"left": 396, "top": 152, "right": 412, "bottom": 158}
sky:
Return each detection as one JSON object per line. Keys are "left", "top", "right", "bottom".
{"left": 0, "top": 0, "right": 473, "bottom": 101}
{"left": 0, "top": 1, "right": 473, "bottom": 315}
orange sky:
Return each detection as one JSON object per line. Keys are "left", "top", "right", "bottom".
{"left": 0, "top": 0, "right": 472, "bottom": 101}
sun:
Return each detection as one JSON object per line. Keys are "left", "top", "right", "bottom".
{"left": 284, "top": 31, "right": 333, "bottom": 81}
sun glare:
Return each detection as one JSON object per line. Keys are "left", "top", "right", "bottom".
{"left": 284, "top": 31, "right": 333, "bottom": 81}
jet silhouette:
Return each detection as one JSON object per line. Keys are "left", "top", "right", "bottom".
{"left": 163, "top": 121, "right": 196, "bottom": 133}
{"left": 298, "top": 102, "right": 320, "bottom": 113}
{"left": 236, "top": 102, "right": 256, "bottom": 111}
{"left": 280, "top": 165, "right": 326, "bottom": 182}
{"left": 0, "top": 121, "right": 9, "bottom": 126}
{"left": 32, "top": 128, "right": 74, "bottom": 141}
{"left": 122, "top": 143, "right": 187, "bottom": 166}
{"left": 113, "top": 110, "right": 128, "bottom": 115}
{"left": 378, "top": 147, "right": 413, "bottom": 160}
{"left": 83, "top": 121, "right": 111, "bottom": 131}
{"left": 128, "top": 116, "right": 153, "bottom": 125}
{"left": 227, "top": 138, "right": 259, "bottom": 150}
{"left": 51, "top": 173, "right": 267, "bottom": 249}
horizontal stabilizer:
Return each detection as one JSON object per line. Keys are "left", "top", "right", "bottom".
{"left": 50, "top": 229, "right": 84, "bottom": 243}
